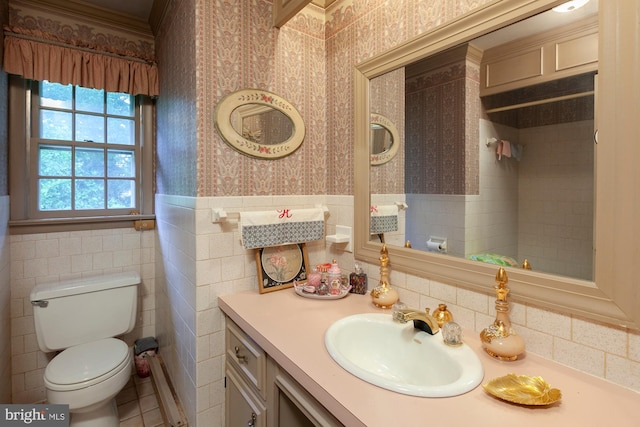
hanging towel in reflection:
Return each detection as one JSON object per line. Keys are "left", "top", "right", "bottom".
{"left": 497, "top": 140, "right": 512, "bottom": 160}
{"left": 370, "top": 205, "right": 398, "bottom": 234}
{"left": 241, "top": 208, "right": 325, "bottom": 249}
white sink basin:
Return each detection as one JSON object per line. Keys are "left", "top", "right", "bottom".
{"left": 324, "top": 313, "right": 484, "bottom": 397}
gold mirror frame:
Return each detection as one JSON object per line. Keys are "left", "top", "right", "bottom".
{"left": 370, "top": 113, "right": 400, "bottom": 165}
{"left": 215, "top": 89, "right": 305, "bottom": 159}
{"left": 354, "top": 0, "right": 640, "bottom": 328}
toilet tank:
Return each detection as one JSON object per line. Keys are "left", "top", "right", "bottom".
{"left": 30, "top": 271, "right": 140, "bottom": 352}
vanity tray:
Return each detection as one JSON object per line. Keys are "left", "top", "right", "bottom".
{"left": 483, "top": 374, "right": 562, "bottom": 406}
{"left": 293, "top": 283, "right": 351, "bottom": 300}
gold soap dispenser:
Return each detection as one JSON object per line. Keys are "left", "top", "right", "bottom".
{"left": 480, "top": 267, "right": 525, "bottom": 361}
{"left": 370, "top": 244, "right": 399, "bottom": 308}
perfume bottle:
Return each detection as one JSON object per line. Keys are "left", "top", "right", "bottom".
{"left": 349, "top": 263, "right": 368, "bottom": 294}
{"left": 327, "top": 260, "right": 342, "bottom": 295}
{"left": 370, "top": 244, "right": 399, "bottom": 308}
{"left": 307, "top": 266, "right": 321, "bottom": 291}
{"left": 480, "top": 268, "right": 525, "bottom": 361}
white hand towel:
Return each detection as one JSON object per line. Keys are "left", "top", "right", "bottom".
{"left": 241, "top": 208, "right": 325, "bottom": 249}
{"left": 370, "top": 204, "right": 399, "bottom": 216}
{"left": 370, "top": 205, "right": 399, "bottom": 233}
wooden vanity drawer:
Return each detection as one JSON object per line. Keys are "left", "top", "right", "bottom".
{"left": 225, "top": 365, "right": 267, "bottom": 427}
{"left": 226, "top": 319, "right": 267, "bottom": 398}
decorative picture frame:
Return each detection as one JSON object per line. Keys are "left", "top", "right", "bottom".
{"left": 256, "top": 243, "right": 309, "bottom": 294}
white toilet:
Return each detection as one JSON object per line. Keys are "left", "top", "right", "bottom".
{"left": 30, "top": 271, "right": 140, "bottom": 427}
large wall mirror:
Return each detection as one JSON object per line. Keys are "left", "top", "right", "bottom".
{"left": 354, "top": 0, "right": 640, "bottom": 328}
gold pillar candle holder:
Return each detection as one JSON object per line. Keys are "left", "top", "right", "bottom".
{"left": 370, "top": 244, "right": 399, "bottom": 308}
{"left": 480, "top": 267, "right": 525, "bottom": 361}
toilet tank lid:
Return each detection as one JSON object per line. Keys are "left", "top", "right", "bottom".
{"left": 30, "top": 271, "right": 140, "bottom": 301}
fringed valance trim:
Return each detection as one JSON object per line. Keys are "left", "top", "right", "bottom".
{"left": 4, "top": 20, "right": 155, "bottom": 63}
{"left": 3, "top": 31, "right": 159, "bottom": 96}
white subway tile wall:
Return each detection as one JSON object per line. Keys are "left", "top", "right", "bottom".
{"left": 0, "top": 196, "right": 10, "bottom": 403}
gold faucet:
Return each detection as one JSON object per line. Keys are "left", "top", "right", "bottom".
{"left": 393, "top": 308, "right": 440, "bottom": 335}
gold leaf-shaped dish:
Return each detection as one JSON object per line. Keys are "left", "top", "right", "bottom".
{"left": 483, "top": 374, "right": 562, "bottom": 406}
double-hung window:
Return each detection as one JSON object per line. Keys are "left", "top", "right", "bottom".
{"left": 9, "top": 77, "right": 154, "bottom": 230}
{"left": 35, "top": 80, "right": 138, "bottom": 216}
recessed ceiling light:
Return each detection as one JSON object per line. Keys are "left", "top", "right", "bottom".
{"left": 552, "top": 0, "right": 590, "bottom": 13}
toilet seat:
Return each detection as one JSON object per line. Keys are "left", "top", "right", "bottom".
{"left": 44, "top": 338, "right": 130, "bottom": 392}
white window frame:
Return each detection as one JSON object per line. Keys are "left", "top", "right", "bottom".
{"left": 9, "top": 76, "right": 154, "bottom": 232}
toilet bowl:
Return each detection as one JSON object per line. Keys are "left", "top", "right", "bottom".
{"left": 30, "top": 272, "right": 140, "bottom": 427}
{"left": 44, "top": 339, "right": 132, "bottom": 426}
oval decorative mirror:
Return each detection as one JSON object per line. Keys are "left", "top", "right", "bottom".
{"left": 215, "top": 89, "right": 305, "bottom": 159}
{"left": 370, "top": 113, "right": 399, "bottom": 165}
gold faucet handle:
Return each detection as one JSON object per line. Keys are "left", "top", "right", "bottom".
{"left": 432, "top": 304, "right": 453, "bottom": 328}
{"left": 392, "top": 309, "right": 409, "bottom": 323}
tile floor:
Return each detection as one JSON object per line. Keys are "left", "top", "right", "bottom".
{"left": 116, "top": 374, "right": 166, "bottom": 427}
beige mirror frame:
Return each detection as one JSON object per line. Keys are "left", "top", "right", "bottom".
{"left": 354, "top": 0, "right": 640, "bottom": 329}
{"left": 215, "top": 89, "right": 305, "bottom": 159}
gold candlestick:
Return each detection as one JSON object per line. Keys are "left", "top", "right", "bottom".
{"left": 480, "top": 268, "right": 525, "bottom": 361}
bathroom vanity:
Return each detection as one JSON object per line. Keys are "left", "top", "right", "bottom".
{"left": 220, "top": 290, "right": 638, "bottom": 427}
{"left": 225, "top": 317, "right": 342, "bottom": 426}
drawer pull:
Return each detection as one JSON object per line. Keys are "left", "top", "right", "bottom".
{"left": 234, "top": 346, "right": 247, "bottom": 363}
{"left": 248, "top": 412, "right": 257, "bottom": 427}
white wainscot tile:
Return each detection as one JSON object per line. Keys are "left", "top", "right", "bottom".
{"left": 429, "top": 279, "right": 456, "bottom": 303}
{"left": 81, "top": 236, "right": 103, "bottom": 254}
{"left": 572, "top": 317, "right": 627, "bottom": 357}
{"left": 629, "top": 329, "right": 640, "bottom": 362}
{"left": 526, "top": 306, "right": 571, "bottom": 339}
{"left": 35, "top": 239, "right": 59, "bottom": 258}
{"left": 406, "top": 275, "right": 429, "bottom": 294}
{"left": 605, "top": 354, "right": 640, "bottom": 393}
{"left": 518, "top": 327, "right": 553, "bottom": 359}
{"left": 456, "top": 288, "right": 489, "bottom": 314}
{"left": 553, "top": 337, "right": 604, "bottom": 378}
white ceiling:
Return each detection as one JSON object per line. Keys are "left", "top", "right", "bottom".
{"left": 472, "top": 0, "right": 598, "bottom": 50}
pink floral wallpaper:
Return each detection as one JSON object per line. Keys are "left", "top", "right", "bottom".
{"left": 155, "top": 0, "right": 197, "bottom": 196}
{"left": 156, "top": 0, "right": 493, "bottom": 197}
{"left": 370, "top": 68, "right": 404, "bottom": 195}
{"left": 324, "top": 0, "right": 491, "bottom": 196}
{"left": 195, "top": 0, "right": 327, "bottom": 197}
{"left": 405, "top": 53, "right": 480, "bottom": 195}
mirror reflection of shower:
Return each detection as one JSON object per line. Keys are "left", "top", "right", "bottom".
{"left": 369, "top": 2, "right": 597, "bottom": 281}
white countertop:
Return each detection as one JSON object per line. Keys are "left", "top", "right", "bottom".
{"left": 219, "top": 290, "right": 639, "bottom": 427}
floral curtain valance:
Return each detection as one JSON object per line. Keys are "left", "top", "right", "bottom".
{"left": 3, "top": 30, "right": 159, "bottom": 96}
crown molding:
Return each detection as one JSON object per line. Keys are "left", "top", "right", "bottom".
{"left": 11, "top": 0, "right": 152, "bottom": 36}
{"left": 148, "top": 0, "right": 168, "bottom": 37}
{"left": 311, "top": 0, "right": 337, "bottom": 7}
